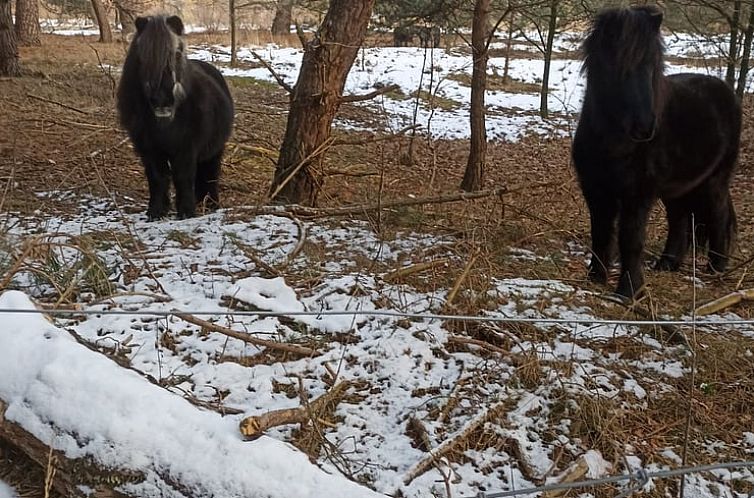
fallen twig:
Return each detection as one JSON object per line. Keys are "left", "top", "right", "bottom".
{"left": 174, "top": 313, "right": 318, "bottom": 357}
{"left": 236, "top": 186, "right": 507, "bottom": 220}
{"left": 695, "top": 288, "right": 754, "bottom": 316}
{"left": 26, "top": 93, "right": 89, "bottom": 114}
{"left": 444, "top": 250, "right": 480, "bottom": 308}
{"left": 403, "top": 400, "right": 508, "bottom": 484}
{"left": 239, "top": 381, "right": 350, "bottom": 439}
{"left": 383, "top": 258, "right": 450, "bottom": 283}
{"left": 446, "top": 334, "right": 509, "bottom": 356}
{"left": 332, "top": 124, "right": 422, "bottom": 146}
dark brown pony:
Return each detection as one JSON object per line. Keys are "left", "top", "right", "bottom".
{"left": 117, "top": 15, "right": 234, "bottom": 220}
{"left": 572, "top": 5, "right": 741, "bottom": 298}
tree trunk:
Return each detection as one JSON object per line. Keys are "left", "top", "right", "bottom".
{"left": 91, "top": 0, "right": 113, "bottom": 43}
{"left": 503, "top": 11, "right": 515, "bottom": 82}
{"left": 726, "top": 0, "right": 742, "bottom": 88}
{"left": 271, "top": 0, "right": 293, "bottom": 36}
{"left": 229, "top": 0, "right": 237, "bottom": 66}
{"left": 0, "top": 0, "right": 20, "bottom": 76}
{"left": 539, "top": 0, "right": 558, "bottom": 119}
{"left": 14, "top": 0, "right": 40, "bottom": 46}
{"left": 118, "top": 5, "right": 135, "bottom": 37}
{"left": 269, "top": 0, "right": 376, "bottom": 206}
{"left": 461, "top": 0, "right": 491, "bottom": 192}
{"left": 736, "top": 4, "right": 754, "bottom": 98}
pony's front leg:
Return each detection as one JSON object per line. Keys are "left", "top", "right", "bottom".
{"left": 656, "top": 198, "right": 690, "bottom": 271}
{"left": 616, "top": 198, "right": 652, "bottom": 298}
{"left": 586, "top": 194, "right": 618, "bottom": 285}
{"left": 142, "top": 154, "right": 171, "bottom": 221}
{"left": 172, "top": 151, "right": 198, "bottom": 219}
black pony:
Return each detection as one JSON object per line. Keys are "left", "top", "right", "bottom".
{"left": 573, "top": 5, "right": 741, "bottom": 298}
{"left": 117, "top": 15, "right": 234, "bottom": 220}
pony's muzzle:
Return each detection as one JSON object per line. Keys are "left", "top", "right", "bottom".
{"left": 629, "top": 117, "right": 657, "bottom": 142}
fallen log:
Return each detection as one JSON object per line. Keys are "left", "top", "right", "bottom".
{"left": 0, "top": 291, "right": 382, "bottom": 498}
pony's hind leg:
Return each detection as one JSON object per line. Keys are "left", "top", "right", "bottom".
{"left": 172, "top": 151, "right": 198, "bottom": 219}
{"left": 142, "top": 153, "right": 171, "bottom": 221}
{"left": 656, "top": 198, "right": 690, "bottom": 271}
{"left": 195, "top": 153, "right": 222, "bottom": 211}
{"left": 707, "top": 194, "right": 736, "bottom": 273}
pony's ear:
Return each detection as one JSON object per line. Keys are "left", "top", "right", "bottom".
{"left": 135, "top": 16, "right": 149, "bottom": 34}
{"left": 166, "top": 15, "right": 184, "bottom": 36}
{"left": 640, "top": 6, "right": 664, "bottom": 31}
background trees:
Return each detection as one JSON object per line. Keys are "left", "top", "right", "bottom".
{"left": 15, "top": 0, "right": 41, "bottom": 46}
{"left": 0, "top": 0, "right": 20, "bottom": 76}
{"left": 269, "top": 0, "right": 376, "bottom": 206}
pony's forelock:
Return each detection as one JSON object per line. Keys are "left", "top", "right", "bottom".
{"left": 133, "top": 16, "right": 186, "bottom": 89}
{"left": 581, "top": 7, "right": 665, "bottom": 77}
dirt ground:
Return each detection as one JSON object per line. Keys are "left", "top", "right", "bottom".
{"left": 1, "top": 33, "right": 754, "bottom": 496}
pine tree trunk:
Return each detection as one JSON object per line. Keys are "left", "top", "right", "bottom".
{"left": 0, "top": 0, "right": 20, "bottom": 76}
{"left": 269, "top": 0, "right": 376, "bottom": 206}
{"left": 14, "top": 0, "right": 40, "bottom": 46}
{"left": 539, "top": 0, "right": 558, "bottom": 119}
{"left": 461, "top": 0, "right": 491, "bottom": 192}
{"left": 91, "top": 0, "right": 113, "bottom": 43}
{"left": 271, "top": 0, "right": 293, "bottom": 36}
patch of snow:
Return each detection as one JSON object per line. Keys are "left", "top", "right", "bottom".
{"left": 583, "top": 449, "right": 612, "bottom": 478}
{"left": 0, "top": 290, "right": 382, "bottom": 498}
{"left": 0, "top": 481, "right": 18, "bottom": 498}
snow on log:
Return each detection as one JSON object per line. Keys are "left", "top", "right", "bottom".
{"left": 0, "top": 291, "right": 384, "bottom": 498}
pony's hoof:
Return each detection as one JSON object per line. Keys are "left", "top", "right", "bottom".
{"left": 146, "top": 210, "right": 168, "bottom": 221}
{"left": 587, "top": 268, "right": 608, "bottom": 285}
{"left": 705, "top": 262, "right": 726, "bottom": 275}
{"left": 176, "top": 211, "right": 196, "bottom": 220}
{"left": 654, "top": 257, "right": 680, "bottom": 272}
{"left": 615, "top": 281, "right": 645, "bottom": 300}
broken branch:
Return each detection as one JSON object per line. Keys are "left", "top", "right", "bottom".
{"left": 383, "top": 258, "right": 450, "bottom": 283}
{"left": 248, "top": 50, "right": 294, "bottom": 93}
{"left": 174, "top": 313, "right": 318, "bottom": 357}
{"left": 695, "top": 288, "right": 754, "bottom": 316}
{"left": 340, "top": 84, "right": 400, "bottom": 104}
{"left": 403, "top": 400, "right": 508, "bottom": 484}
{"left": 239, "top": 381, "right": 350, "bottom": 439}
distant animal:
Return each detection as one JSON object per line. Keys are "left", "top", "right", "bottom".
{"left": 417, "top": 26, "right": 441, "bottom": 48}
{"left": 572, "top": 5, "right": 741, "bottom": 298}
{"left": 117, "top": 15, "right": 234, "bottom": 220}
{"left": 393, "top": 25, "right": 414, "bottom": 47}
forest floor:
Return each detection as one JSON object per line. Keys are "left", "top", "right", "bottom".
{"left": 1, "top": 32, "right": 754, "bottom": 498}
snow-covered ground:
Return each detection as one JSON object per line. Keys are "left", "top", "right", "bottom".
{"left": 2, "top": 193, "right": 753, "bottom": 497}
{"left": 39, "top": 17, "right": 742, "bottom": 141}
{"left": 190, "top": 31, "right": 739, "bottom": 141}
{"left": 0, "top": 481, "right": 17, "bottom": 498}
